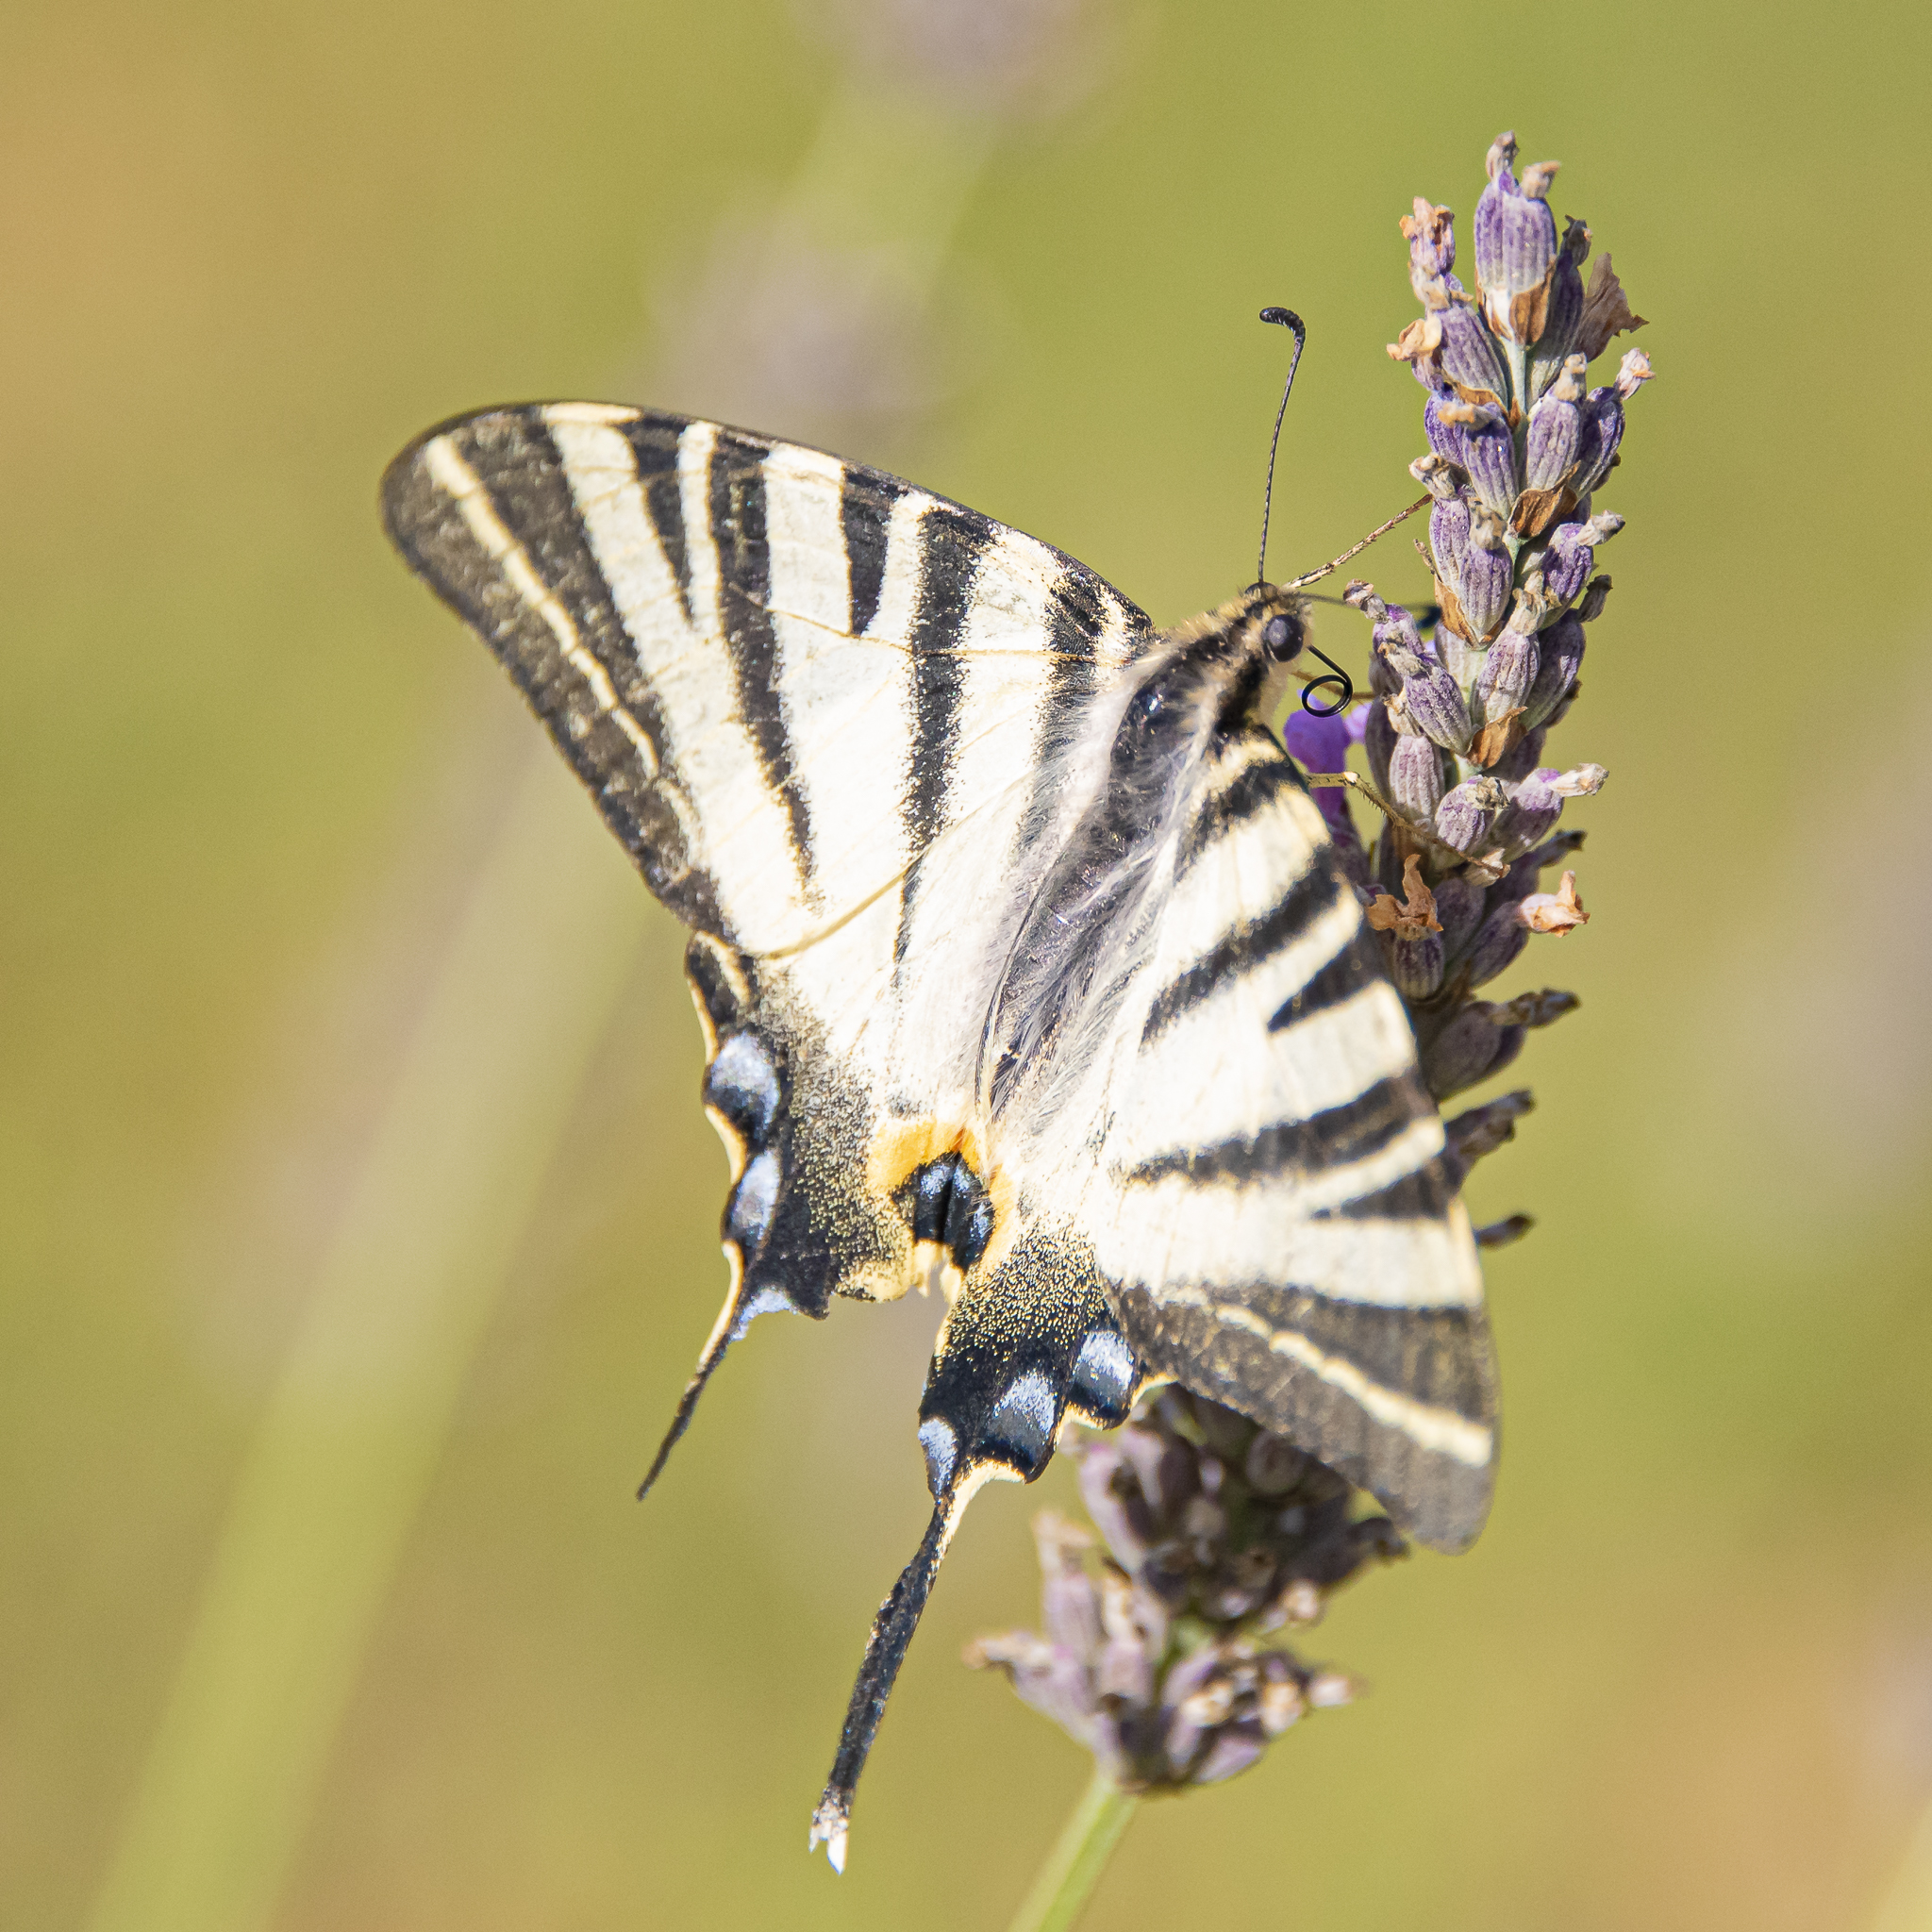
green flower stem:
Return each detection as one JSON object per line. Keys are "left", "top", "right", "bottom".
{"left": 1006, "top": 1768, "right": 1141, "bottom": 1932}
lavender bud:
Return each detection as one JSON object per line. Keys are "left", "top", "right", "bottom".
{"left": 1490, "top": 769, "right": 1565, "bottom": 858}
{"left": 1036, "top": 1514, "right": 1103, "bottom": 1658}
{"left": 1576, "top": 575, "right": 1611, "bottom": 623}
{"left": 1077, "top": 1442, "right": 1153, "bottom": 1573}
{"left": 1488, "top": 723, "right": 1548, "bottom": 784}
{"left": 1389, "top": 928, "right": 1446, "bottom": 998}
{"left": 1409, "top": 452, "right": 1460, "bottom": 500}
{"left": 1193, "top": 1724, "right": 1267, "bottom": 1786}
{"left": 1389, "top": 732, "right": 1448, "bottom": 823}
{"left": 1422, "top": 1005, "right": 1524, "bottom": 1099}
{"left": 1437, "top": 301, "right": 1508, "bottom": 407}
{"left": 1474, "top": 136, "right": 1561, "bottom": 345}
{"left": 1401, "top": 196, "right": 1456, "bottom": 283}
{"left": 1571, "top": 387, "right": 1625, "bottom": 497}
{"left": 963, "top": 1630, "right": 1098, "bottom": 1746}
{"left": 1257, "top": 1664, "right": 1307, "bottom": 1737}
{"left": 1396, "top": 659, "right": 1474, "bottom": 754}
{"left": 1547, "top": 762, "right": 1607, "bottom": 798}
{"left": 1095, "top": 1568, "right": 1158, "bottom": 1707}
{"left": 1491, "top": 987, "right": 1581, "bottom": 1028}
{"left": 1372, "top": 602, "right": 1424, "bottom": 657}
{"left": 1306, "top": 1672, "right": 1356, "bottom": 1710}
{"left": 1522, "top": 614, "right": 1584, "bottom": 733}
{"left": 1457, "top": 508, "right": 1513, "bottom": 641}
{"left": 1158, "top": 1641, "right": 1228, "bottom": 1773}
{"left": 1423, "top": 389, "right": 1469, "bottom": 469}
{"left": 1430, "top": 871, "right": 1487, "bottom": 957}
{"left": 1458, "top": 902, "right": 1529, "bottom": 988}
{"left": 1523, "top": 360, "right": 1585, "bottom": 489}
{"left": 1541, "top": 522, "right": 1593, "bottom": 604}
{"left": 1435, "top": 777, "right": 1502, "bottom": 855}
{"left": 1528, "top": 217, "right": 1591, "bottom": 399}
{"left": 1429, "top": 491, "right": 1471, "bottom": 587}
{"left": 1446, "top": 402, "right": 1520, "bottom": 516}
{"left": 1443, "top": 1089, "right": 1535, "bottom": 1181}
{"left": 1527, "top": 828, "right": 1586, "bottom": 871}
{"left": 1473, "top": 626, "right": 1540, "bottom": 725}
{"left": 1616, "top": 347, "right": 1655, "bottom": 399}
{"left": 1474, "top": 1214, "right": 1535, "bottom": 1249}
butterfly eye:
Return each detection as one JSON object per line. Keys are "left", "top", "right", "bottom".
{"left": 1260, "top": 612, "right": 1303, "bottom": 662}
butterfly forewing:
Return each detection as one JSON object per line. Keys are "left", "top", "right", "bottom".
{"left": 381, "top": 402, "right": 1153, "bottom": 1321}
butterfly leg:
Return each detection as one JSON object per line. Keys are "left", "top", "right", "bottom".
{"left": 808, "top": 1246, "right": 1142, "bottom": 1869}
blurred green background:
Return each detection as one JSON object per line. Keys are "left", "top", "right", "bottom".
{"left": 7, "top": 0, "right": 1932, "bottom": 1927}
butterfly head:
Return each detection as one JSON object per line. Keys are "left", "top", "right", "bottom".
{"left": 1220, "top": 582, "right": 1311, "bottom": 667}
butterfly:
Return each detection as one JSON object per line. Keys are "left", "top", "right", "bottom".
{"left": 381, "top": 402, "right": 1497, "bottom": 1867}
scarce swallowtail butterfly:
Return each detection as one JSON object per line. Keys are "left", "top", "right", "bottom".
{"left": 380, "top": 402, "right": 1497, "bottom": 1866}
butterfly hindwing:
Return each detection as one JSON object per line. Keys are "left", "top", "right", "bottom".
{"left": 1080, "top": 704, "right": 1494, "bottom": 1549}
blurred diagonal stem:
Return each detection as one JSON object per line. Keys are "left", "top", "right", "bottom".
{"left": 86, "top": 749, "right": 648, "bottom": 1932}
{"left": 1007, "top": 1770, "right": 1140, "bottom": 1932}
{"left": 1872, "top": 1786, "right": 1932, "bottom": 1932}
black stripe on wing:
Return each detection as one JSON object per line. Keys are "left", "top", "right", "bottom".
{"left": 840, "top": 468, "right": 907, "bottom": 640}
{"left": 1141, "top": 858, "right": 1349, "bottom": 1042}
{"left": 893, "top": 503, "right": 1000, "bottom": 963}
{"left": 1310, "top": 1154, "right": 1460, "bottom": 1222}
{"left": 1174, "top": 737, "right": 1306, "bottom": 876}
{"left": 1268, "top": 929, "right": 1387, "bottom": 1033}
{"left": 621, "top": 413, "right": 693, "bottom": 624}
{"left": 904, "top": 504, "right": 999, "bottom": 850}
{"left": 1123, "top": 1071, "right": 1437, "bottom": 1187}
{"left": 1225, "top": 1286, "right": 1490, "bottom": 1424}
{"left": 709, "top": 429, "right": 816, "bottom": 885}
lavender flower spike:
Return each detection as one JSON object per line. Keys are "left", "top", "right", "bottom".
{"left": 968, "top": 1391, "right": 1398, "bottom": 1797}
{"left": 1358, "top": 129, "right": 1648, "bottom": 1227}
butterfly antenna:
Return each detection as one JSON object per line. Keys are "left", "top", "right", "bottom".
{"left": 1254, "top": 306, "right": 1307, "bottom": 588}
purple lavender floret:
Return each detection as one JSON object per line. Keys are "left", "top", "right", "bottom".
{"left": 1448, "top": 402, "right": 1520, "bottom": 515}
{"left": 1423, "top": 389, "right": 1470, "bottom": 468}
{"left": 1524, "top": 370, "right": 1584, "bottom": 491}
{"left": 1529, "top": 218, "right": 1592, "bottom": 398}
{"left": 1436, "top": 303, "right": 1509, "bottom": 406}
{"left": 1523, "top": 610, "right": 1587, "bottom": 727}
{"left": 1389, "top": 732, "right": 1448, "bottom": 823}
{"left": 1457, "top": 509, "right": 1514, "bottom": 640}
{"left": 1473, "top": 133, "right": 1560, "bottom": 344}
{"left": 1571, "top": 387, "right": 1625, "bottom": 496}
{"left": 1489, "top": 769, "right": 1566, "bottom": 858}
